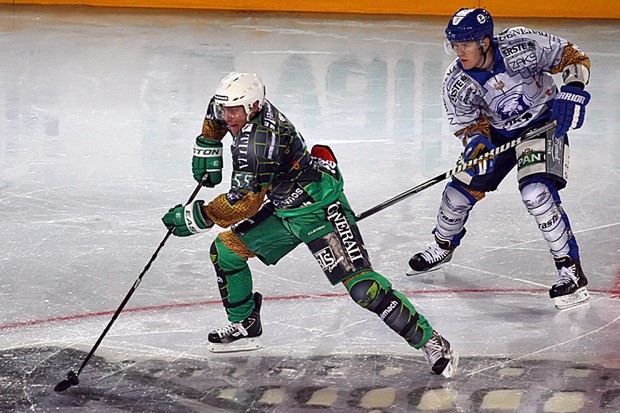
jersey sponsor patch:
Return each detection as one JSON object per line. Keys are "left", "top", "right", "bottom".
{"left": 273, "top": 187, "right": 306, "bottom": 209}
{"left": 313, "top": 246, "right": 343, "bottom": 273}
{"left": 501, "top": 40, "right": 537, "bottom": 71}
{"left": 307, "top": 202, "right": 371, "bottom": 285}
{"left": 517, "top": 147, "right": 545, "bottom": 169}
{"left": 447, "top": 74, "right": 478, "bottom": 105}
{"left": 325, "top": 202, "right": 366, "bottom": 264}
{"left": 516, "top": 131, "right": 569, "bottom": 186}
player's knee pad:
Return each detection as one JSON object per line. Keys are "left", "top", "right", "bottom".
{"left": 346, "top": 273, "right": 392, "bottom": 310}
{"left": 210, "top": 237, "right": 247, "bottom": 275}
{"left": 346, "top": 273, "right": 426, "bottom": 347}
{"left": 519, "top": 178, "right": 578, "bottom": 259}
{"left": 435, "top": 181, "right": 477, "bottom": 245}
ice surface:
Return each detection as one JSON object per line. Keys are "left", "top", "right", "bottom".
{"left": 0, "top": 5, "right": 619, "bottom": 412}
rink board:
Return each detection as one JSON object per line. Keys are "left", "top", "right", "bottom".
{"left": 1, "top": 0, "right": 619, "bottom": 19}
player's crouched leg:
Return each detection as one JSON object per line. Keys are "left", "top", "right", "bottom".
{"left": 345, "top": 271, "right": 458, "bottom": 378}
{"left": 207, "top": 235, "right": 263, "bottom": 353}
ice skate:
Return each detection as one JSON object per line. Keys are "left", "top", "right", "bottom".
{"left": 208, "top": 292, "right": 263, "bottom": 353}
{"left": 549, "top": 257, "right": 590, "bottom": 310}
{"left": 408, "top": 236, "right": 454, "bottom": 275}
{"left": 421, "top": 331, "right": 459, "bottom": 378}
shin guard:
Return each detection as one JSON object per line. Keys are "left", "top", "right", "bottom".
{"left": 520, "top": 179, "right": 579, "bottom": 260}
{"left": 346, "top": 272, "right": 432, "bottom": 349}
{"left": 434, "top": 182, "right": 477, "bottom": 246}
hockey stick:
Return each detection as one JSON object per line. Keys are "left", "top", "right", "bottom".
{"left": 54, "top": 177, "right": 207, "bottom": 392}
{"left": 355, "top": 122, "right": 556, "bottom": 221}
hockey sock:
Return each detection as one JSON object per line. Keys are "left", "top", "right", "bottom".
{"left": 210, "top": 237, "right": 255, "bottom": 322}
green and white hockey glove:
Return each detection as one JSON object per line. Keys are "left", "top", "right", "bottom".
{"left": 161, "top": 200, "right": 214, "bottom": 237}
{"left": 192, "top": 135, "right": 223, "bottom": 187}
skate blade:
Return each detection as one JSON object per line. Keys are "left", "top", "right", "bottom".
{"left": 553, "top": 287, "right": 590, "bottom": 310}
{"left": 208, "top": 337, "right": 263, "bottom": 353}
{"left": 440, "top": 352, "right": 459, "bottom": 379}
{"left": 406, "top": 266, "right": 445, "bottom": 276}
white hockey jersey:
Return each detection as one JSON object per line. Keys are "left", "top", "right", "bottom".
{"left": 442, "top": 26, "right": 586, "bottom": 140}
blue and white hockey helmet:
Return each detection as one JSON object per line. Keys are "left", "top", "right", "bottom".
{"left": 445, "top": 8, "right": 494, "bottom": 44}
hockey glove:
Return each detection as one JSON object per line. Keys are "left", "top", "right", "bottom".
{"left": 162, "top": 200, "right": 214, "bottom": 237}
{"left": 192, "top": 135, "right": 223, "bottom": 187}
{"left": 550, "top": 85, "right": 590, "bottom": 138}
{"left": 463, "top": 134, "right": 496, "bottom": 176}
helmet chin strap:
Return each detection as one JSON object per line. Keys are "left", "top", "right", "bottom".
{"left": 474, "top": 42, "right": 491, "bottom": 70}
{"left": 245, "top": 101, "right": 260, "bottom": 122}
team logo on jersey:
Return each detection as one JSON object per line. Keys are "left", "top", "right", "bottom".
{"left": 496, "top": 93, "right": 532, "bottom": 121}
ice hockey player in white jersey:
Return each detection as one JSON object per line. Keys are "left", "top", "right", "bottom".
{"left": 408, "top": 8, "right": 591, "bottom": 310}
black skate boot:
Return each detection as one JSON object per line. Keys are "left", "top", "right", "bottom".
{"left": 421, "top": 330, "right": 459, "bottom": 378}
{"left": 208, "top": 292, "right": 263, "bottom": 353}
{"left": 549, "top": 257, "right": 590, "bottom": 310}
{"left": 408, "top": 234, "right": 455, "bottom": 274}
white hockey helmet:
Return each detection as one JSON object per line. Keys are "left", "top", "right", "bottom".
{"left": 214, "top": 72, "right": 265, "bottom": 121}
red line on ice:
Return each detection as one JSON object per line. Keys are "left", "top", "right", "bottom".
{"left": 0, "top": 287, "right": 616, "bottom": 331}
{"left": 612, "top": 266, "right": 620, "bottom": 299}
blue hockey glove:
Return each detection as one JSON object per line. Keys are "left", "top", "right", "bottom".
{"left": 161, "top": 200, "right": 214, "bottom": 237}
{"left": 550, "top": 85, "right": 591, "bottom": 138}
{"left": 463, "top": 134, "right": 496, "bottom": 176}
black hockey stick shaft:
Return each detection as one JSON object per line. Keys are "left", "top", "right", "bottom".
{"left": 65, "top": 179, "right": 205, "bottom": 382}
{"left": 355, "top": 122, "right": 556, "bottom": 221}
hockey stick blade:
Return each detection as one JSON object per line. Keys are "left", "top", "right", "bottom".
{"left": 54, "top": 370, "right": 79, "bottom": 392}
{"left": 355, "top": 122, "right": 556, "bottom": 221}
